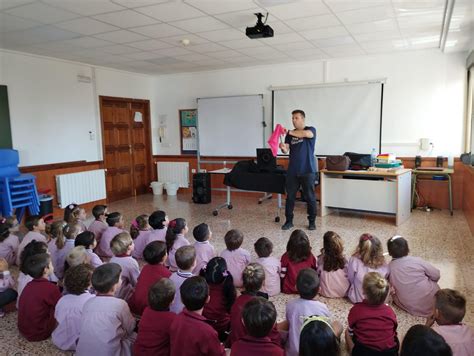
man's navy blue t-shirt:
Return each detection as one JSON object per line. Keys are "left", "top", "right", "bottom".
{"left": 285, "top": 126, "right": 317, "bottom": 176}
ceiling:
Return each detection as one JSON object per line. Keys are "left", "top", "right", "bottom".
{"left": 0, "top": 0, "right": 472, "bottom": 75}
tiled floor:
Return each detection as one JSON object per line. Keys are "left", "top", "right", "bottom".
{"left": 2, "top": 193, "right": 473, "bottom": 355}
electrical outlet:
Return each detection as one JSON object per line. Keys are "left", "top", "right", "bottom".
{"left": 191, "top": 169, "right": 196, "bottom": 173}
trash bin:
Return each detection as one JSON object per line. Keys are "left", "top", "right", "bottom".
{"left": 39, "top": 194, "right": 54, "bottom": 217}
{"left": 164, "top": 182, "right": 179, "bottom": 196}
{"left": 150, "top": 181, "right": 164, "bottom": 195}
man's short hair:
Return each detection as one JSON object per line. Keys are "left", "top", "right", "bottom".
{"left": 292, "top": 109, "right": 306, "bottom": 118}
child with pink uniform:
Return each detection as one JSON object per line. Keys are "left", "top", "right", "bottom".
{"left": 220, "top": 229, "right": 251, "bottom": 288}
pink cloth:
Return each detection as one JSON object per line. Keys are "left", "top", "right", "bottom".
{"left": 433, "top": 323, "right": 474, "bottom": 356}
{"left": 145, "top": 228, "right": 167, "bottom": 244}
{"left": 0, "top": 234, "right": 19, "bottom": 266}
{"left": 16, "top": 231, "right": 47, "bottom": 266}
{"left": 0, "top": 271, "right": 14, "bottom": 292}
{"left": 76, "top": 295, "right": 136, "bottom": 356}
{"left": 88, "top": 220, "right": 108, "bottom": 245}
{"left": 347, "top": 256, "right": 389, "bottom": 304}
{"left": 317, "top": 255, "right": 350, "bottom": 298}
{"left": 193, "top": 241, "right": 216, "bottom": 275}
{"left": 52, "top": 292, "right": 95, "bottom": 351}
{"left": 169, "top": 271, "right": 193, "bottom": 314}
{"left": 167, "top": 234, "right": 190, "bottom": 272}
{"left": 220, "top": 248, "right": 251, "bottom": 287}
{"left": 389, "top": 256, "right": 440, "bottom": 317}
{"left": 267, "top": 124, "right": 286, "bottom": 157}
{"left": 256, "top": 256, "right": 281, "bottom": 297}
{"left": 96, "top": 227, "right": 123, "bottom": 258}
{"left": 110, "top": 256, "right": 140, "bottom": 301}
{"left": 285, "top": 298, "right": 331, "bottom": 356}
{"left": 86, "top": 249, "right": 103, "bottom": 268}
{"left": 51, "top": 239, "right": 76, "bottom": 280}
{"left": 132, "top": 231, "right": 151, "bottom": 260}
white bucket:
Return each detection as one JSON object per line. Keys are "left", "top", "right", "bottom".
{"left": 150, "top": 181, "right": 164, "bottom": 195}
{"left": 164, "top": 182, "right": 179, "bottom": 196}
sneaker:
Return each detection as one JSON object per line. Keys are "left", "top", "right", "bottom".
{"left": 308, "top": 222, "right": 316, "bottom": 230}
{"left": 282, "top": 221, "right": 294, "bottom": 230}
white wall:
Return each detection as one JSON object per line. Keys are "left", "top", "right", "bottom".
{"left": 0, "top": 50, "right": 155, "bottom": 166}
{"left": 154, "top": 49, "right": 468, "bottom": 157}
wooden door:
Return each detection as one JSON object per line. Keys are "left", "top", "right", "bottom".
{"left": 100, "top": 97, "right": 152, "bottom": 202}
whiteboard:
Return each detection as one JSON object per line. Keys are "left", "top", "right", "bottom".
{"left": 273, "top": 83, "right": 383, "bottom": 156}
{"left": 197, "top": 95, "right": 264, "bottom": 157}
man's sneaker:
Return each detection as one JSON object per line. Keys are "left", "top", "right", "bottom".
{"left": 282, "top": 221, "right": 294, "bottom": 230}
{"left": 308, "top": 221, "right": 316, "bottom": 230}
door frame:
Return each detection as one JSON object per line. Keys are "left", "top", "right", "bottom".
{"left": 98, "top": 95, "right": 153, "bottom": 201}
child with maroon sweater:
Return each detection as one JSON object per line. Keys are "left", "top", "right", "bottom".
{"left": 134, "top": 278, "right": 177, "bottom": 356}
{"left": 231, "top": 297, "right": 284, "bottom": 356}
{"left": 346, "top": 272, "right": 398, "bottom": 356}
{"left": 229, "top": 263, "right": 283, "bottom": 347}
{"left": 128, "top": 241, "right": 171, "bottom": 315}
{"left": 18, "top": 253, "right": 61, "bottom": 341}
{"left": 170, "top": 276, "right": 225, "bottom": 356}
{"left": 201, "top": 257, "right": 236, "bottom": 341}
{"left": 281, "top": 229, "right": 317, "bottom": 294}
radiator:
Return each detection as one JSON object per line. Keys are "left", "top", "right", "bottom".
{"left": 56, "top": 169, "right": 106, "bottom": 208}
{"left": 157, "top": 162, "right": 189, "bottom": 188}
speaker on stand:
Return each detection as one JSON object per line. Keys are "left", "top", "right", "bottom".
{"left": 192, "top": 173, "right": 211, "bottom": 204}
{"left": 256, "top": 148, "right": 276, "bottom": 172}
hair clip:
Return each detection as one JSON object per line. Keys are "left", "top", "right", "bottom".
{"left": 131, "top": 219, "right": 139, "bottom": 228}
{"left": 0, "top": 218, "right": 6, "bottom": 224}
{"left": 300, "top": 315, "right": 334, "bottom": 333}
{"left": 222, "top": 270, "right": 229, "bottom": 277}
{"left": 390, "top": 235, "right": 403, "bottom": 241}
{"left": 169, "top": 220, "right": 177, "bottom": 228}
{"left": 361, "top": 234, "right": 373, "bottom": 242}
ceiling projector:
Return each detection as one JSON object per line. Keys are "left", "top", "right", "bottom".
{"left": 246, "top": 13, "right": 274, "bottom": 39}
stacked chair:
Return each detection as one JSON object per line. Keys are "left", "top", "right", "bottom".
{"left": 0, "top": 149, "right": 40, "bottom": 221}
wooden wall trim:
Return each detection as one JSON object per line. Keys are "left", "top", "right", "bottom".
{"left": 20, "top": 160, "right": 104, "bottom": 173}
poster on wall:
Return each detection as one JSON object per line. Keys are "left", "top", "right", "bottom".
{"left": 179, "top": 109, "right": 197, "bottom": 154}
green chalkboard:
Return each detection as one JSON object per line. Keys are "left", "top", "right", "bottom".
{"left": 0, "top": 85, "right": 12, "bottom": 149}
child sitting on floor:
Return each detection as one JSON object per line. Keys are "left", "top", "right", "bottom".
{"left": 75, "top": 231, "right": 103, "bottom": 268}
{"left": 387, "top": 235, "right": 440, "bottom": 317}
{"left": 18, "top": 253, "right": 61, "bottom": 341}
{"left": 52, "top": 264, "right": 94, "bottom": 351}
{"left": 231, "top": 297, "right": 284, "bottom": 356}
{"left": 87, "top": 204, "right": 108, "bottom": 246}
{"left": 51, "top": 223, "right": 81, "bottom": 279}
{"left": 220, "top": 229, "right": 251, "bottom": 287}
{"left": 169, "top": 276, "right": 225, "bottom": 356}
{"left": 166, "top": 218, "right": 190, "bottom": 272}
{"left": 96, "top": 212, "right": 124, "bottom": 258}
{"left": 76, "top": 263, "right": 136, "bottom": 356}
{"left": 428, "top": 288, "right": 474, "bottom": 356}
{"left": 133, "top": 278, "right": 177, "bottom": 356}
{"left": 130, "top": 214, "right": 151, "bottom": 259}
{"left": 169, "top": 245, "right": 196, "bottom": 314}
{"left": 299, "top": 315, "right": 343, "bottom": 356}
{"left": 346, "top": 272, "right": 398, "bottom": 356}
{"left": 16, "top": 215, "right": 47, "bottom": 266}
{"left": 254, "top": 237, "right": 281, "bottom": 297}
{"left": 0, "top": 217, "right": 19, "bottom": 266}
{"left": 347, "top": 234, "right": 389, "bottom": 304}
{"left": 281, "top": 229, "right": 317, "bottom": 294}
{"left": 0, "top": 258, "right": 17, "bottom": 317}
{"left": 286, "top": 268, "right": 333, "bottom": 356}
{"left": 192, "top": 223, "right": 216, "bottom": 275}
{"left": 317, "top": 231, "right": 349, "bottom": 298}
{"left": 128, "top": 241, "right": 171, "bottom": 316}
{"left": 110, "top": 232, "right": 139, "bottom": 301}
{"left": 201, "top": 257, "right": 236, "bottom": 341}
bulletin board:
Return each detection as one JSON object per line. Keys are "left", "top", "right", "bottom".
{"left": 179, "top": 109, "right": 198, "bottom": 154}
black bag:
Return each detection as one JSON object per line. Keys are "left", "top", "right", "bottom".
{"left": 344, "top": 152, "right": 372, "bottom": 170}
{"left": 326, "top": 156, "right": 351, "bottom": 171}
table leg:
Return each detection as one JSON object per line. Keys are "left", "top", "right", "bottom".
{"left": 448, "top": 174, "right": 453, "bottom": 216}
{"left": 411, "top": 174, "right": 417, "bottom": 210}
{"left": 212, "top": 186, "right": 232, "bottom": 216}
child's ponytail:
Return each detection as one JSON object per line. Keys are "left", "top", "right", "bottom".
{"left": 165, "top": 218, "right": 186, "bottom": 252}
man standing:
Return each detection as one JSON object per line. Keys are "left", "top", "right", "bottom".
{"left": 279, "top": 110, "right": 317, "bottom": 231}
